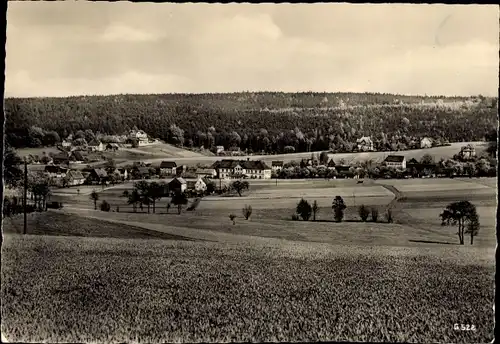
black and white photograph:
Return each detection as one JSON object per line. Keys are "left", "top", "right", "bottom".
{"left": 1, "top": 2, "right": 498, "bottom": 343}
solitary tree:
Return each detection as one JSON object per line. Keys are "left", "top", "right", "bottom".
{"left": 319, "top": 151, "right": 329, "bottom": 165}
{"left": 296, "top": 198, "right": 312, "bottom": 221}
{"left": 465, "top": 212, "right": 480, "bottom": 245}
{"left": 440, "top": 201, "right": 478, "bottom": 245}
{"left": 332, "top": 196, "right": 347, "bottom": 222}
{"left": 148, "top": 182, "right": 164, "bottom": 213}
{"left": 127, "top": 189, "right": 141, "bottom": 212}
{"left": 229, "top": 214, "right": 237, "bottom": 225}
{"left": 231, "top": 180, "right": 250, "bottom": 197}
{"left": 90, "top": 190, "right": 99, "bottom": 210}
{"left": 171, "top": 192, "right": 188, "bottom": 214}
{"left": 358, "top": 205, "right": 370, "bottom": 222}
{"left": 242, "top": 204, "right": 253, "bottom": 220}
{"left": 312, "top": 200, "right": 319, "bottom": 221}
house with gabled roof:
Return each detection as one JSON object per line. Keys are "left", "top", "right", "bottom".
{"left": 213, "top": 159, "right": 272, "bottom": 179}
{"left": 186, "top": 177, "right": 207, "bottom": 195}
{"left": 88, "top": 139, "right": 104, "bottom": 152}
{"left": 356, "top": 136, "right": 374, "bottom": 152}
{"left": 271, "top": 161, "right": 284, "bottom": 173}
{"left": 168, "top": 177, "right": 187, "bottom": 194}
{"left": 327, "top": 159, "right": 336, "bottom": 170}
{"left": 44, "top": 165, "right": 68, "bottom": 179}
{"left": 160, "top": 161, "right": 177, "bottom": 176}
{"left": 384, "top": 155, "right": 406, "bottom": 169}
{"left": 195, "top": 168, "right": 217, "bottom": 178}
{"left": 66, "top": 170, "right": 86, "bottom": 186}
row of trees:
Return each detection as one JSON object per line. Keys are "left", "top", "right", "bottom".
{"left": 5, "top": 93, "right": 497, "bottom": 153}
{"left": 294, "top": 197, "right": 393, "bottom": 223}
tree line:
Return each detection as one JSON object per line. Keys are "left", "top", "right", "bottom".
{"left": 5, "top": 93, "right": 497, "bottom": 154}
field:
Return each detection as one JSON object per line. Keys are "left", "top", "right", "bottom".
{"left": 2, "top": 177, "right": 496, "bottom": 342}
{"left": 114, "top": 141, "right": 488, "bottom": 167}
{"left": 1, "top": 235, "right": 495, "bottom": 343}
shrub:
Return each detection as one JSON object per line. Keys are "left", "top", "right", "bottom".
{"left": 386, "top": 209, "right": 393, "bottom": 223}
{"left": 371, "top": 208, "right": 379, "bottom": 222}
{"left": 242, "top": 205, "right": 253, "bottom": 220}
{"left": 312, "top": 200, "right": 319, "bottom": 221}
{"left": 358, "top": 205, "right": 370, "bottom": 222}
{"left": 100, "top": 200, "right": 111, "bottom": 212}
{"left": 296, "top": 198, "right": 312, "bottom": 221}
{"left": 291, "top": 214, "right": 300, "bottom": 221}
{"left": 229, "top": 214, "right": 236, "bottom": 225}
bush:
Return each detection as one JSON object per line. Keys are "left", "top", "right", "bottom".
{"left": 229, "top": 214, "right": 236, "bottom": 225}
{"left": 371, "top": 208, "right": 379, "bottom": 222}
{"left": 358, "top": 205, "right": 370, "bottom": 222}
{"left": 100, "top": 200, "right": 111, "bottom": 212}
{"left": 242, "top": 205, "right": 253, "bottom": 220}
{"left": 291, "top": 214, "right": 300, "bottom": 221}
{"left": 296, "top": 198, "right": 312, "bottom": 221}
{"left": 386, "top": 209, "right": 393, "bottom": 223}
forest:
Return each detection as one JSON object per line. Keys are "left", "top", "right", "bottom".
{"left": 4, "top": 92, "right": 498, "bottom": 154}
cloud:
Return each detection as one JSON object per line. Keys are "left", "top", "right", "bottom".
{"left": 99, "top": 25, "right": 159, "bottom": 42}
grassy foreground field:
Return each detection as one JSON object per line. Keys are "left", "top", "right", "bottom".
{"left": 1, "top": 235, "right": 495, "bottom": 343}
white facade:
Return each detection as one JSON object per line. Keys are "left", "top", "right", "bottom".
{"left": 420, "top": 137, "right": 432, "bottom": 149}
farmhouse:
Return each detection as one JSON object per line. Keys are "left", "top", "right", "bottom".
{"left": 213, "top": 159, "right": 272, "bottom": 179}
{"left": 356, "top": 136, "right": 374, "bottom": 152}
{"left": 169, "top": 177, "right": 187, "bottom": 194}
{"left": 65, "top": 170, "right": 86, "bottom": 186}
{"left": 88, "top": 139, "right": 104, "bottom": 152}
{"left": 160, "top": 161, "right": 177, "bottom": 176}
{"left": 187, "top": 177, "right": 207, "bottom": 195}
{"left": 52, "top": 152, "right": 71, "bottom": 165}
{"left": 61, "top": 139, "right": 72, "bottom": 148}
{"left": 271, "top": 161, "right": 284, "bottom": 173}
{"left": 85, "top": 168, "right": 108, "bottom": 184}
{"left": 216, "top": 146, "right": 225, "bottom": 155}
{"left": 195, "top": 168, "right": 217, "bottom": 178}
{"left": 384, "top": 155, "right": 407, "bottom": 169}
{"left": 106, "top": 143, "right": 119, "bottom": 151}
{"left": 117, "top": 168, "right": 129, "bottom": 180}
{"left": 44, "top": 165, "right": 68, "bottom": 179}
{"left": 327, "top": 159, "right": 336, "bottom": 170}
{"left": 129, "top": 130, "right": 149, "bottom": 146}
{"left": 420, "top": 137, "right": 433, "bottom": 149}
{"left": 70, "top": 150, "right": 86, "bottom": 164}
{"left": 459, "top": 144, "right": 476, "bottom": 160}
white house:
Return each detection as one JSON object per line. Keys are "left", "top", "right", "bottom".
{"left": 216, "top": 146, "right": 225, "bottom": 155}
{"left": 62, "top": 139, "right": 72, "bottom": 148}
{"left": 88, "top": 139, "right": 104, "bottom": 152}
{"left": 420, "top": 137, "right": 433, "bottom": 149}
{"left": 459, "top": 144, "right": 476, "bottom": 160}
{"left": 271, "top": 161, "right": 284, "bottom": 173}
{"left": 44, "top": 165, "right": 68, "bottom": 179}
{"left": 129, "top": 130, "right": 149, "bottom": 146}
{"left": 66, "top": 170, "right": 86, "bottom": 186}
{"left": 212, "top": 159, "right": 272, "bottom": 179}
{"left": 160, "top": 161, "right": 177, "bottom": 176}
{"left": 356, "top": 136, "right": 374, "bottom": 151}
{"left": 384, "top": 155, "right": 406, "bottom": 169}
{"left": 187, "top": 177, "right": 207, "bottom": 195}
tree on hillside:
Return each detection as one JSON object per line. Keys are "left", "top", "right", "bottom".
{"left": 90, "top": 190, "right": 99, "bottom": 210}
{"left": 231, "top": 180, "right": 249, "bottom": 197}
{"left": 312, "top": 200, "right": 319, "bottom": 221}
{"left": 171, "top": 192, "right": 188, "bottom": 214}
{"left": 296, "top": 198, "right": 312, "bottom": 221}
{"left": 134, "top": 180, "right": 152, "bottom": 213}
{"left": 332, "top": 196, "right": 347, "bottom": 222}
{"left": 105, "top": 158, "right": 116, "bottom": 175}
{"left": 420, "top": 153, "right": 435, "bottom": 165}
{"left": 169, "top": 124, "right": 185, "bottom": 146}
{"left": 440, "top": 201, "right": 478, "bottom": 245}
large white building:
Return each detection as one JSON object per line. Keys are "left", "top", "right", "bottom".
{"left": 212, "top": 159, "right": 272, "bottom": 179}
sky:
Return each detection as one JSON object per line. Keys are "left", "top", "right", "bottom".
{"left": 5, "top": 2, "right": 499, "bottom": 98}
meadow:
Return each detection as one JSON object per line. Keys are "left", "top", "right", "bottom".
{"left": 1, "top": 235, "right": 495, "bottom": 343}
{"left": 2, "top": 176, "right": 496, "bottom": 343}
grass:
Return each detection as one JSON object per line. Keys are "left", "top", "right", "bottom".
{"left": 1, "top": 235, "right": 494, "bottom": 343}
{"left": 1, "top": 211, "right": 194, "bottom": 241}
